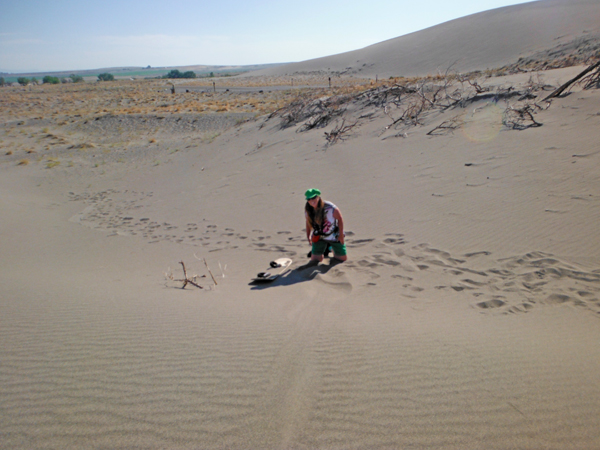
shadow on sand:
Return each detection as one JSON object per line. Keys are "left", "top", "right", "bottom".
{"left": 249, "top": 258, "right": 345, "bottom": 290}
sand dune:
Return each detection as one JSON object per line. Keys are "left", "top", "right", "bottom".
{"left": 2, "top": 3, "right": 600, "bottom": 448}
{"left": 251, "top": 0, "right": 600, "bottom": 78}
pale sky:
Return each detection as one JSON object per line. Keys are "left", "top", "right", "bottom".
{"left": 1, "top": 0, "right": 535, "bottom": 73}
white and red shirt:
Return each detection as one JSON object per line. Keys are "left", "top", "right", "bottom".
{"left": 307, "top": 201, "right": 340, "bottom": 242}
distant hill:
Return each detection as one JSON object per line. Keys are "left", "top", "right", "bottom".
{"left": 248, "top": 0, "right": 600, "bottom": 79}
{"left": 1, "top": 63, "right": 286, "bottom": 83}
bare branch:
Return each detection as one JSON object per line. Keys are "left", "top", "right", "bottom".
{"left": 324, "top": 119, "right": 358, "bottom": 145}
{"left": 204, "top": 258, "right": 218, "bottom": 286}
{"left": 427, "top": 116, "right": 464, "bottom": 136}
{"left": 543, "top": 59, "right": 600, "bottom": 101}
{"left": 503, "top": 104, "right": 543, "bottom": 130}
{"left": 173, "top": 261, "right": 204, "bottom": 289}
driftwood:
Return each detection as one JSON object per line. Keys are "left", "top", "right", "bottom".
{"left": 543, "top": 59, "right": 600, "bottom": 101}
{"left": 169, "top": 261, "right": 205, "bottom": 289}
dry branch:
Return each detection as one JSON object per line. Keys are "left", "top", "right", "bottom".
{"left": 427, "top": 116, "right": 464, "bottom": 136}
{"left": 582, "top": 64, "right": 600, "bottom": 89}
{"left": 168, "top": 261, "right": 205, "bottom": 289}
{"left": 203, "top": 258, "right": 218, "bottom": 286}
{"left": 324, "top": 119, "right": 358, "bottom": 145}
{"left": 465, "top": 77, "right": 489, "bottom": 94}
{"left": 503, "top": 104, "right": 543, "bottom": 130}
{"left": 543, "top": 59, "right": 600, "bottom": 101}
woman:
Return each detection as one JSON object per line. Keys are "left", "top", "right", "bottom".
{"left": 305, "top": 188, "right": 347, "bottom": 262}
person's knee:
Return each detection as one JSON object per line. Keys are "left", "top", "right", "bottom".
{"left": 311, "top": 254, "right": 324, "bottom": 262}
{"left": 334, "top": 254, "right": 347, "bottom": 262}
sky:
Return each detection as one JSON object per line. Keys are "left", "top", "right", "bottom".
{"left": 0, "top": 0, "right": 535, "bottom": 73}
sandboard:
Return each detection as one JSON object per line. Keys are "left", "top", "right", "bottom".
{"left": 252, "top": 258, "right": 292, "bottom": 283}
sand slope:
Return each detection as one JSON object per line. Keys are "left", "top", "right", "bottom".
{"left": 251, "top": 0, "right": 600, "bottom": 78}
{"left": 2, "top": 63, "right": 600, "bottom": 449}
{"left": 2, "top": 4, "right": 600, "bottom": 442}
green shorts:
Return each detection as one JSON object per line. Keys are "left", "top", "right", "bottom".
{"left": 312, "top": 240, "right": 347, "bottom": 257}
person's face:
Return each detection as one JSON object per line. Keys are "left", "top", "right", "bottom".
{"left": 308, "top": 196, "right": 319, "bottom": 207}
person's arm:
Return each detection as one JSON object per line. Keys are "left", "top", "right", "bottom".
{"left": 306, "top": 214, "right": 313, "bottom": 245}
{"left": 333, "top": 208, "right": 344, "bottom": 244}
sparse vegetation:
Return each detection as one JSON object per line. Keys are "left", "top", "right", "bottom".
{"left": 163, "top": 70, "right": 196, "bottom": 79}
{"left": 265, "top": 67, "right": 554, "bottom": 144}
{"left": 46, "top": 158, "right": 60, "bottom": 168}
{"left": 1, "top": 45, "right": 597, "bottom": 172}
{"left": 43, "top": 76, "right": 60, "bottom": 85}
{"left": 97, "top": 73, "right": 114, "bottom": 82}
{"left": 17, "top": 77, "right": 30, "bottom": 86}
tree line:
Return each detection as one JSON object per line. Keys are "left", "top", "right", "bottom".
{"left": 1, "top": 69, "right": 205, "bottom": 86}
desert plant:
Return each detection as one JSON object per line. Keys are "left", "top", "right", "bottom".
{"left": 97, "top": 73, "right": 114, "bottom": 81}
{"left": 46, "top": 158, "right": 60, "bottom": 168}
{"left": 43, "top": 76, "right": 60, "bottom": 84}
{"left": 17, "top": 77, "right": 30, "bottom": 86}
{"left": 70, "top": 74, "right": 84, "bottom": 83}
{"left": 0, "top": 77, "right": 5, "bottom": 86}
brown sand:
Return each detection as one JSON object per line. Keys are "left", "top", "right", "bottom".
{"left": 2, "top": 5, "right": 600, "bottom": 450}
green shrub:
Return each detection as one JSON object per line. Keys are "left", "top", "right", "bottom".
{"left": 0, "top": 77, "right": 5, "bottom": 86}
{"left": 97, "top": 73, "right": 114, "bottom": 81}
{"left": 43, "top": 75, "right": 60, "bottom": 84}
{"left": 70, "top": 74, "right": 84, "bottom": 83}
{"left": 17, "top": 77, "right": 30, "bottom": 86}
{"left": 163, "top": 69, "right": 196, "bottom": 79}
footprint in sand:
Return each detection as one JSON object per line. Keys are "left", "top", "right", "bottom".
{"left": 476, "top": 298, "right": 507, "bottom": 309}
{"left": 346, "top": 238, "right": 375, "bottom": 248}
{"left": 372, "top": 254, "right": 401, "bottom": 267}
{"left": 383, "top": 233, "right": 406, "bottom": 245}
{"left": 460, "top": 251, "right": 600, "bottom": 316}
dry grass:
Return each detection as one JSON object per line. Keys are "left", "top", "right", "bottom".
{"left": 0, "top": 56, "right": 594, "bottom": 167}
{"left": 0, "top": 77, "right": 374, "bottom": 124}
{"left": 69, "top": 142, "right": 96, "bottom": 150}
{"left": 46, "top": 158, "right": 60, "bottom": 168}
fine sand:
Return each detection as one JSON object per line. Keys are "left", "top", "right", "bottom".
{"left": 251, "top": 0, "right": 600, "bottom": 79}
{"left": 2, "top": 5, "right": 600, "bottom": 450}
